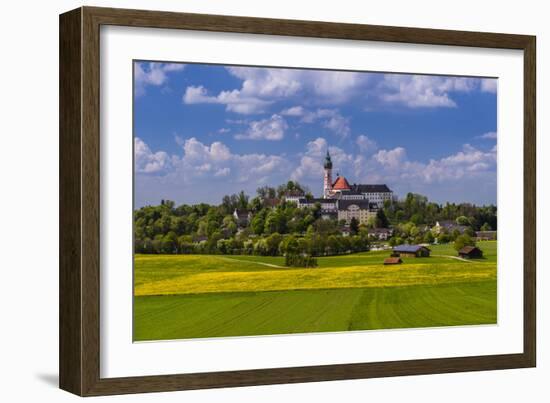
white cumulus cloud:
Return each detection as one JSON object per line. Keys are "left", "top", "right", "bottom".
{"left": 182, "top": 67, "right": 370, "bottom": 116}
{"left": 291, "top": 137, "right": 351, "bottom": 181}
{"left": 183, "top": 85, "right": 271, "bottom": 115}
{"left": 356, "top": 135, "right": 377, "bottom": 153}
{"left": 301, "top": 109, "right": 351, "bottom": 138}
{"left": 280, "top": 106, "right": 305, "bottom": 116}
{"left": 134, "top": 137, "right": 172, "bottom": 174}
{"left": 378, "top": 75, "right": 479, "bottom": 108}
{"left": 134, "top": 62, "right": 185, "bottom": 96}
{"left": 138, "top": 136, "right": 290, "bottom": 187}
{"left": 479, "top": 131, "right": 497, "bottom": 140}
{"left": 234, "top": 114, "right": 288, "bottom": 140}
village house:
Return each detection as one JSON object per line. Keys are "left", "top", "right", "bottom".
{"left": 283, "top": 189, "right": 307, "bottom": 205}
{"left": 393, "top": 244, "right": 431, "bottom": 258}
{"left": 339, "top": 226, "right": 351, "bottom": 237}
{"left": 475, "top": 230, "right": 497, "bottom": 241}
{"left": 292, "top": 197, "right": 338, "bottom": 220}
{"left": 263, "top": 198, "right": 280, "bottom": 209}
{"left": 367, "top": 227, "right": 393, "bottom": 241}
{"left": 233, "top": 209, "right": 252, "bottom": 227}
{"left": 194, "top": 234, "right": 208, "bottom": 243}
{"left": 458, "top": 246, "right": 483, "bottom": 259}
{"left": 432, "top": 220, "right": 469, "bottom": 235}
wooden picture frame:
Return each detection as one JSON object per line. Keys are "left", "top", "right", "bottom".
{"left": 59, "top": 6, "right": 536, "bottom": 396}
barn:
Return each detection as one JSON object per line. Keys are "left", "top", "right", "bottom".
{"left": 458, "top": 246, "right": 483, "bottom": 259}
{"left": 393, "top": 245, "right": 431, "bottom": 258}
{"left": 384, "top": 257, "right": 402, "bottom": 265}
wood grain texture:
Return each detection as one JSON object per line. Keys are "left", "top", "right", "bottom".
{"left": 59, "top": 6, "right": 537, "bottom": 396}
{"left": 81, "top": 6, "right": 102, "bottom": 396}
{"left": 59, "top": 8, "right": 82, "bottom": 396}
{"left": 523, "top": 38, "right": 536, "bottom": 367}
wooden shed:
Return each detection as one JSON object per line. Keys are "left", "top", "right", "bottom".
{"left": 384, "top": 257, "right": 402, "bottom": 265}
{"left": 458, "top": 246, "right": 483, "bottom": 259}
{"left": 393, "top": 245, "right": 431, "bottom": 258}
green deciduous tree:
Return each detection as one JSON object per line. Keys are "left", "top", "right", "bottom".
{"left": 480, "top": 222, "right": 492, "bottom": 231}
{"left": 456, "top": 215, "right": 470, "bottom": 225}
{"left": 454, "top": 234, "right": 476, "bottom": 252}
{"left": 423, "top": 231, "right": 435, "bottom": 244}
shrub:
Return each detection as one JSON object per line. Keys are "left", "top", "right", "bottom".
{"left": 454, "top": 234, "right": 476, "bottom": 252}
{"left": 285, "top": 253, "right": 318, "bottom": 268}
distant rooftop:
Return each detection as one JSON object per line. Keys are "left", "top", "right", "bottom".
{"left": 458, "top": 246, "right": 480, "bottom": 254}
{"left": 352, "top": 184, "right": 392, "bottom": 193}
{"left": 393, "top": 244, "right": 429, "bottom": 253}
{"left": 337, "top": 199, "right": 371, "bottom": 210}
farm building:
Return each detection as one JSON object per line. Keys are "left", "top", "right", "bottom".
{"left": 458, "top": 246, "right": 483, "bottom": 259}
{"left": 475, "top": 231, "right": 497, "bottom": 241}
{"left": 393, "top": 244, "right": 431, "bottom": 258}
{"left": 384, "top": 257, "right": 402, "bottom": 265}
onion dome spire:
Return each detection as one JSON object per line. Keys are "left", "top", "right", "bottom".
{"left": 324, "top": 150, "right": 333, "bottom": 169}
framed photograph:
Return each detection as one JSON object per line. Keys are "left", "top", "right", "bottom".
{"left": 59, "top": 6, "right": 536, "bottom": 396}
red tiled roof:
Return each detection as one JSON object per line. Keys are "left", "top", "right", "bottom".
{"left": 332, "top": 176, "right": 351, "bottom": 190}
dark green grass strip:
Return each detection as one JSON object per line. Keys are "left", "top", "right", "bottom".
{"left": 134, "top": 280, "right": 496, "bottom": 341}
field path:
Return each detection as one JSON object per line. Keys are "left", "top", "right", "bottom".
{"left": 432, "top": 254, "right": 472, "bottom": 263}
{"left": 219, "top": 256, "right": 286, "bottom": 269}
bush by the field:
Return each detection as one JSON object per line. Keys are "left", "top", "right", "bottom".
{"left": 285, "top": 253, "right": 318, "bottom": 268}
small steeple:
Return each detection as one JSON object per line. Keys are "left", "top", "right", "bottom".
{"left": 324, "top": 150, "right": 333, "bottom": 169}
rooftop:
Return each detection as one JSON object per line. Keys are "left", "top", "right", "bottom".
{"left": 298, "top": 198, "right": 337, "bottom": 204}
{"left": 337, "top": 199, "right": 371, "bottom": 210}
{"left": 332, "top": 176, "right": 351, "bottom": 190}
{"left": 384, "top": 257, "right": 402, "bottom": 264}
{"left": 458, "top": 246, "right": 481, "bottom": 254}
{"left": 368, "top": 228, "right": 393, "bottom": 233}
{"left": 393, "top": 244, "right": 429, "bottom": 253}
{"left": 352, "top": 184, "right": 392, "bottom": 193}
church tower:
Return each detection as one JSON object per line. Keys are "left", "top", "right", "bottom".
{"left": 323, "top": 150, "right": 333, "bottom": 198}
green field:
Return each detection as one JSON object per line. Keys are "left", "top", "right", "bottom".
{"left": 134, "top": 241, "right": 497, "bottom": 341}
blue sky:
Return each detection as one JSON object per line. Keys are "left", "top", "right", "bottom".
{"left": 134, "top": 61, "right": 497, "bottom": 208}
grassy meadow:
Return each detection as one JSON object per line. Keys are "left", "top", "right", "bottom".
{"left": 134, "top": 241, "right": 497, "bottom": 341}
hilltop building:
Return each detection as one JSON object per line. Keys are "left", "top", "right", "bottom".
{"left": 336, "top": 199, "right": 377, "bottom": 224}
{"left": 286, "top": 150, "right": 394, "bottom": 226}
{"left": 322, "top": 150, "right": 394, "bottom": 208}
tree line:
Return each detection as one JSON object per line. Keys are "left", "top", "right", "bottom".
{"left": 385, "top": 193, "right": 496, "bottom": 246}
{"left": 384, "top": 193, "right": 497, "bottom": 230}
{"left": 134, "top": 182, "right": 497, "bottom": 256}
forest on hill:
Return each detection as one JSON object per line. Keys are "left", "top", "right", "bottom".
{"left": 134, "top": 181, "right": 497, "bottom": 256}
